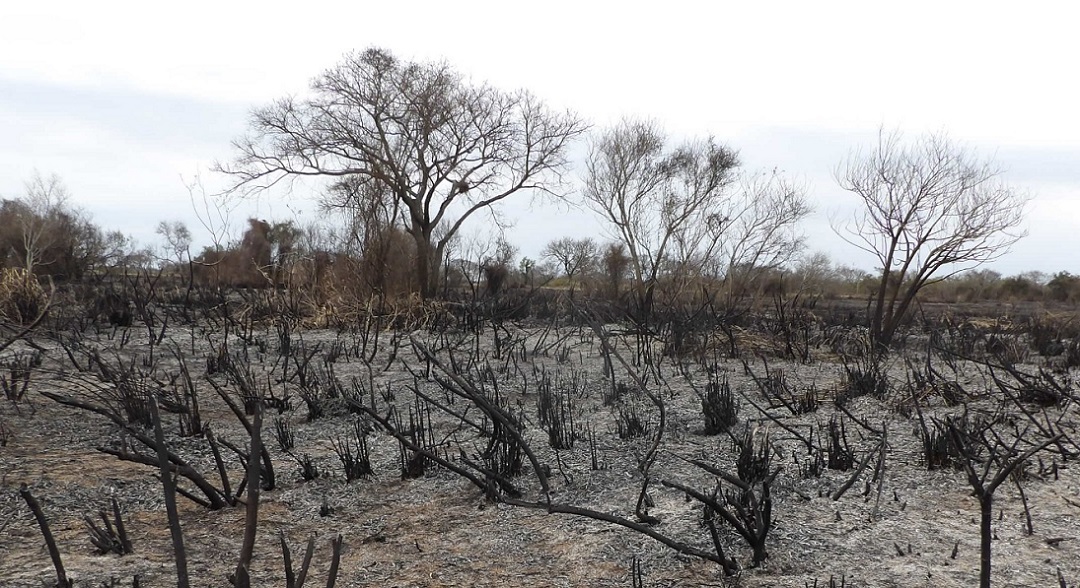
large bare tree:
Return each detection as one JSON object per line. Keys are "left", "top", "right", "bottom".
{"left": 219, "top": 47, "right": 587, "bottom": 298}
{"left": 834, "top": 130, "right": 1029, "bottom": 347}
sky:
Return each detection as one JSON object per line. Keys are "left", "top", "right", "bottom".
{"left": 1, "top": 1, "right": 1078, "bottom": 276}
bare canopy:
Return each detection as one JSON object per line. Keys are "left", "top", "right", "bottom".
{"left": 834, "top": 130, "right": 1030, "bottom": 347}
{"left": 218, "top": 47, "right": 587, "bottom": 298}
{"left": 582, "top": 118, "right": 810, "bottom": 302}
{"left": 582, "top": 119, "right": 740, "bottom": 289}
{"left": 542, "top": 236, "right": 598, "bottom": 296}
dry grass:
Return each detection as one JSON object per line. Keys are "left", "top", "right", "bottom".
{"left": 0, "top": 268, "right": 47, "bottom": 325}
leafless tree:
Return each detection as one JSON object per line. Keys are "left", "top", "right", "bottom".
{"left": 156, "top": 220, "right": 192, "bottom": 267}
{"left": 582, "top": 119, "right": 739, "bottom": 290}
{"left": 583, "top": 119, "right": 809, "bottom": 302}
{"left": 322, "top": 177, "right": 417, "bottom": 298}
{"left": 219, "top": 47, "right": 587, "bottom": 298}
{"left": 710, "top": 171, "right": 811, "bottom": 300}
{"left": 2, "top": 174, "right": 130, "bottom": 280}
{"left": 790, "top": 251, "right": 834, "bottom": 295}
{"left": 14, "top": 172, "right": 69, "bottom": 273}
{"left": 542, "top": 236, "right": 597, "bottom": 295}
{"left": 945, "top": 416, "right": 1062, "bottom": 588}
{"left": 834, "top": 130, "right": 1030, "bottom": 347}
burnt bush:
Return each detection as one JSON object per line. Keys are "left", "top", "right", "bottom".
{"left": 920, "top": 419, "right": 957, "bottom": 470}
{"left": 535, "top": 369, "right": 577, "bottom": 450}
{"left": 272, "top": 416, "right": 295, "bottom": 452}
{"left": 985, "top": 334, "right": 1028, "bottom": 366}
{"left": 826, "top": 415, "right": 855, "bottom": 471}
{"left": 916, "top": 413, "right": 995, "bottom": 471}
{"left": 1, "top": 351, "right": 39, "bottom": 405}
{"left": 86, "top": 289, "right": 133, "bottom": 328}
{"left": 699, "top": 374, "right": 738, "bottom": 435}
{"left": 1028, "top": 315, "right": 1070, "bottom": 357}
{"left": 836, "top": 353, "right": 888, "bottom": 407}
{"left": 736, "top": 430, "right": 773, "bottom": 486}
{"left": 332, "top": 420, "right": 373, "bottom": 482}
{"left": 483, "top": 263, "right": 510, "bottom": 296}
{"left": 745, "top": 360, "right": 818, "bottom": 416}
{"left": 615, "top": 403, "right": 651, "bottom": 440}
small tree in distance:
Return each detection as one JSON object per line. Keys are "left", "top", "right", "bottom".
{"left": 834, "top": 130, "right": 1030, "bottom": 348}
{"left": 2, "top": 174, "right": 135, "bottom": 281}
{"left": 542, "top": 237, "right": 597, "bottom": 297}
{"left": 4, "top": 172, "right": 69, "bottom": 274}
{"left": 156, "top": 220, "right": 192, "bottom": 268}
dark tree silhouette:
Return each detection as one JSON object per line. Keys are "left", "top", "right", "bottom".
{"left": 834, "top": 130, "right": 1029, "bottom": 348}
{"left": 220, "top": 47, "right": 587, "bottom": 298}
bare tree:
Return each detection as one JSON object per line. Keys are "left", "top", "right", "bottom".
{"left": 582, "top": 119, "right": 739, "bottom": 293}
{"left": 266, "top": 220, "right": 302, "bottom": 276}
{"left": 14, "top": 172, "right": 69, "bottom": 274}
{"left": 219, "top": 47, "right": 587, "bottom": 298}
{"left": 710, "top": 171, "right": 811, "bottom": 300}
{"left": 542, "top": 236, "right": 598, "bottom": 296}
{"left": 834, "top": 130, "right": 1030, "bottom": 347}
{"left": 945, "top": 416, "right": 1062, "bottom": 588}
{"left": 1, "top": 174, "right": 129, "bottom": 280}
{"left": 583, "top": 119, "right": 809, "bottom": 303}
{"left": 324, "top": 176, "right": 417, "bottom": 298}
{"left": 156, "top": 220, "right": 193, "bottom": 267}
{"left": 791, "top": 251, "right": 834, "bottom": 296}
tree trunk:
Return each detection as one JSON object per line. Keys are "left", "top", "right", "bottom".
{"left": 870, "top": 270, "right": 890, "bottom": 348}
{"left": 415, "top": 240, "right": 432, "bottom": 299}
{"left": 412, "top": 229, "right": 439, "bottom": 300}
{"left": 980, "top": 493, "right": 993, "bottom": 588}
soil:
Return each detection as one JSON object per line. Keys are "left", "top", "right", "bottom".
{"left": 1, "top": 314, "right": 1078, "bottom": 588}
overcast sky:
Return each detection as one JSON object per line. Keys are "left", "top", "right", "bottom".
{"left": 2, "top": 1, "right": 1077, "bottom": 276}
